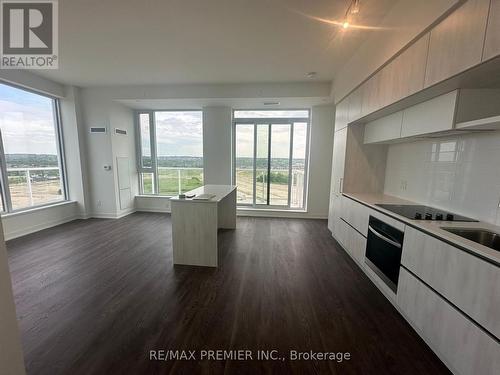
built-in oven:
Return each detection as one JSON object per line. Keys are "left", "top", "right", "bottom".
{"left": 365, "top": 216, "right": 404, "bottom": 293}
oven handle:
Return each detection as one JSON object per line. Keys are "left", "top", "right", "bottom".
{"left": 368, "top": 225, "right": 402, "bottom": 248}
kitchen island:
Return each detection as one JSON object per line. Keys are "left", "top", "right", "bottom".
{"left": 170, "top": 185, "right": 237, "bottom": 267}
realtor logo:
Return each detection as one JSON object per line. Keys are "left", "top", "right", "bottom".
{"left": 0, "top": 0, "right": 58, "bottom": 69}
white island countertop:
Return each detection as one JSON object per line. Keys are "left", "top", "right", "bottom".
{"left": 170, "top": 184, "right": 236, "bottom": 203}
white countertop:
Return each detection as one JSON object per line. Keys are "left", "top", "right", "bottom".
{"left": 170, "top": 185, "right": 236, "bottom": 203}
{"left": 343, "top": 192, "right": 500, "bottom": 266}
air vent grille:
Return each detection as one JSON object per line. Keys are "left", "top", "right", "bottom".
{"left": 90, "top": 127, "right": 106, "bottom": 134}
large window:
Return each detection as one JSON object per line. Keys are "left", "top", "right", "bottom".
{"left": 233, "top": 110, "right": 309, "bottom": 209}
{"left": 137, "top": 111, "right": 203, "bottom": 195}
{"left": 0, "top": 83, "right": 66, "bottom": 213}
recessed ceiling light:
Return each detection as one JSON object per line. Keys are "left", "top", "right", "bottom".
{"left": 306, "top": 72, "right": 317, "bottom": 79}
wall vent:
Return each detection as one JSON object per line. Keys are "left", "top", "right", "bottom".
{"left": 115, "top": 128, "right": 127, "bottom": 135}
{"left": 90, "top": 127, "right": 107, "bottom": 134}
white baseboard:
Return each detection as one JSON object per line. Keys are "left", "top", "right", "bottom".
{"left": 237, "top": 209, "right": 327, "bottom": 219}
{"left": 135, "top": 208, "right": 171, "bottom": 213}
{"left": 89, "top": 208, "right": 136, "bottom": 219}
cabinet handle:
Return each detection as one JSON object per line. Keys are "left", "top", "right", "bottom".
{"left": 339, "top": 177, "right": 344, "bottom": 193}
{"left": 368, "top": 225, "right": 402, "bottom": 248}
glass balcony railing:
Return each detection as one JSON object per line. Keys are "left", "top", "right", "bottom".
{"left": 140, "top": 167, "right": 204, "bottom": 196}
{"left": 6, "top": 167, "right": 64, "bottom": 210}
{"left": 235, "top": 168, "right": 305, "bottom": 208}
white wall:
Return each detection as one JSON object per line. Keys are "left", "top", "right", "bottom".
{"left": 78, "top": 89, "right": 137, "bottom": 218}
{"left": 307, "top": 105, "right": 335, "bottom": 218}
{"left": 110, "top": 103, "right": 137, "bottom": 217}
{"left": 384, "top": 131, "right": 500, "bottom": 225}
{"left": 202, "top": 106, "right": 232, "bottom": 185}
{"left": 1, "top": 202, "right": 79, "bottom": 241}
{"left": 332, "top": 0, "right": 459, "bottom": 102}
{"left": 0, "top": 219, "right": 26, "bottom": 375}
{"left": 60, "top": 86, "right": 90, "bottom": 216}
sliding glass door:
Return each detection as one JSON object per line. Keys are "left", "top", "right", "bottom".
{"left": 234, "top": 118, "right": 308, "bottom": 209}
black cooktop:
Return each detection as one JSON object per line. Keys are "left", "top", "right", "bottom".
{"left": 375, "top": 204, "right": 478, "bottom": 222}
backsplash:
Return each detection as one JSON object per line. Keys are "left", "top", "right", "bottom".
{"left": 384, "top": 131, "right": 500, "bottom": 225}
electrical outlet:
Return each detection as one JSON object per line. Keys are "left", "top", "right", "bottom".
{"left": 97, "top": 200, "right": 102, "bottom": 208}
{"left": 400, "top": 180, "right": 408, "bottom": 191}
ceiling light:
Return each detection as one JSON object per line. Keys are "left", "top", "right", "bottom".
{"left": 342, "top": 21, "right": 350, "bottom": 29}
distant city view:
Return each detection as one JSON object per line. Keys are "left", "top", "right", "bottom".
{"left": 3, "top": 153, "right": 63, "bottom": 210}
{"left": 139, "top": 155, "right": 305, "bottom": 205}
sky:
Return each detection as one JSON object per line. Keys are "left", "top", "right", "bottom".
{"left": 235, "top": 123, "right": 308, "bottom": 159}
{"left": 0, "top": 83, "right": 58, "bottom": 155}
{"left": 154, "top": 111, "right": 203, "bottom": 157}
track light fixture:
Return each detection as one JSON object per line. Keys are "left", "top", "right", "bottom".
{"left": 342, "top": 0, "right": 360, "bottom": 29}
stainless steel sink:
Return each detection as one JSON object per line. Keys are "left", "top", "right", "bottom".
{"left": 442, "top": 228, "right": 500, "bottom": 251}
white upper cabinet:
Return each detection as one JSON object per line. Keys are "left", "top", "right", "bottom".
{"left": 483, "top": 0, "right": 500, "bottom": 60}
{"left": 334, "top": 99, "right": 349, "bottom": 132}
{"left": 424, "top": 0, "right": 491, "bottom": 87}
{"left": 364, "top": 111, "right": 403, "bottom": 144}
{"left": 400, "top": 90, "right": 458, "bottom": 138}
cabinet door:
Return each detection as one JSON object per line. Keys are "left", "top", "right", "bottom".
{"left": 360, "top": 72, "right": 382, "bottom": 116}
{"left": 363, "top": 111, "right": 403, "bottom": 144}
{"left": 333, "top": 209, "right": 349, "bottom": 246}
{"left": 347, "top": 88, "right": 363, "bottom": 123}
{"left": 398, "top": 268, "right": 500, "bottom": 375}
{"left": 424, "top": 0, "right": 490, "bottom": 87}
{"left": 380, "top": 34, "right": 429, "bottom": 105}
{"left": 331, "top": 127, "right": 347, "bottom": 195}
{"left": 334, "top": 99, "right": 349, "bottom": 132}
{"left": 483, "top": 0, "right": 500, "bottom": 60}
{"left": 340, "top": 196, "right": 370, "bottom": 236}
{"left": 345, "top": 222, "right": 367, "bottom": 264}
{"left": 401, "top": 90, "right": 458, "bottom": 138}
{"left": 402, "top": 226, "right": 500, "bottom": 339}
{"left": 327, "top": 127, "right": 348, "bottom": 231}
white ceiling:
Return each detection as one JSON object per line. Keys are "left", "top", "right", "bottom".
{"left": 35, "top": 0, "right": 397, "bottom": 87}
{"left": 117, "top": 97, "right": 332, "bottom": 110}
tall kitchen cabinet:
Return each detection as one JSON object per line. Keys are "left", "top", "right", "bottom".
{"left": 328, "top": 97, "right": 387, "bottom": 238}
{"left": 328, "top": 98, "right": 348, "bottom": 237}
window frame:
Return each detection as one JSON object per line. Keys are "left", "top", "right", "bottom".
{"left": 135, "top": 109, "right": 204, "bottom": 196}
{"left": 232, "top": 109, "right": 311, "bottom": 210}
{"left": 0, "top": 81, "right": 68, "bottom": 214}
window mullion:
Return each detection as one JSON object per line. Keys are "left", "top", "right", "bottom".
{"left": 150, "top": 111, "right": 159, "bottom": 195}
{"left": 0, "top": 130, "right": 13, "bottom": 212}
{"left": 252, "top": 124, "right": 257, "bottom": 207}
{"left": 287, "top": 122, "right": 294, "bottom": 208}
{"left": 53, "top": 99, "right": 68, "bottom": 200}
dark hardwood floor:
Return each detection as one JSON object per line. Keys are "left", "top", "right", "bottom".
{"left": 6, "top": 213, "right": 451, "bottom": 375}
